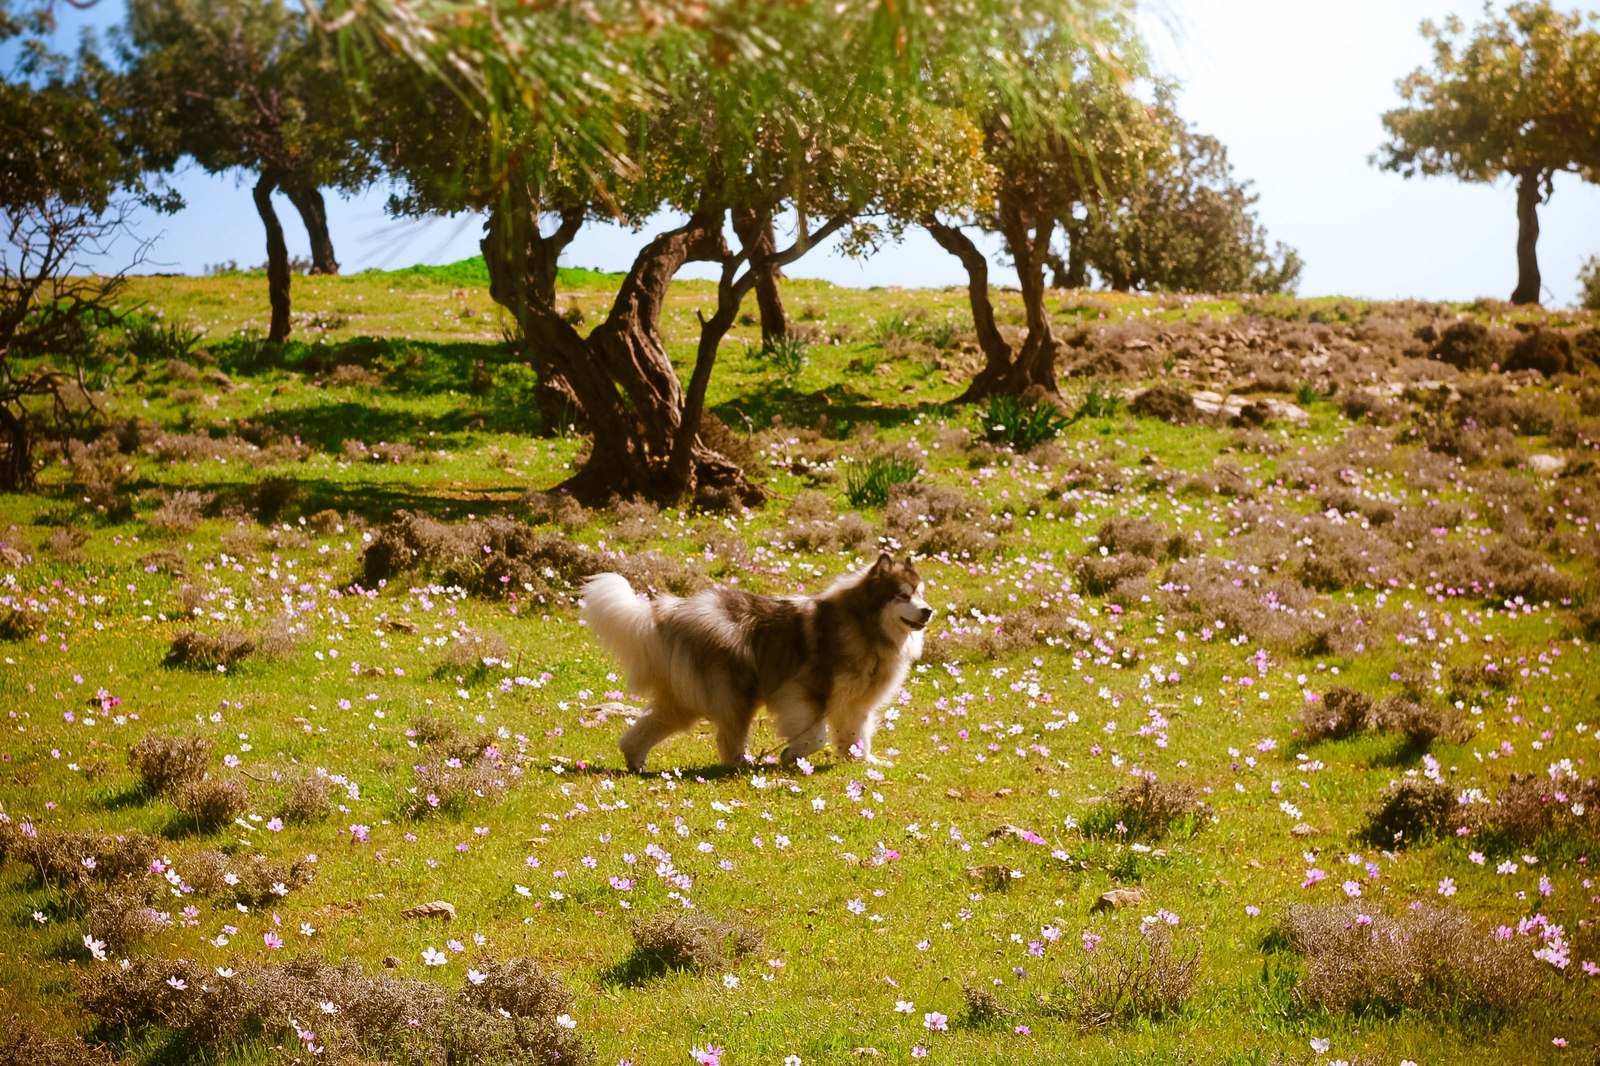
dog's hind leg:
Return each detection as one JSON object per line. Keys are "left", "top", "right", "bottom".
{"left": 770, "top": 685, "right": 826, "bottom": 764}
{"left": 618, "top": 702, "right": 693, "bottom": 773}
{"left": 714, "top": 714, "right": 755, "bottom": 769}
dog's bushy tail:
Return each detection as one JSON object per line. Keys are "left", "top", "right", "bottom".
{"left": 580, "top": 573, "right": 662, "bottom": 693}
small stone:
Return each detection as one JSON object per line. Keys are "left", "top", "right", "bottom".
{"left": 1528, "top": 453, "right": 1566, "bottom": 476}
{"left": 383, "top": 955, "right": 401, "bottom": 969}
{"left": 1290, "top": 823, "right": 1318, "bottom": 838}
{"left": 401, "top": 900, "right": 456, "bottom": 922}
{"left": 1091, "top": 888, "right": 1144, "bottom": 913}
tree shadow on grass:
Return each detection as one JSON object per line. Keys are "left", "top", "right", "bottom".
{"left": 244, "top": 401, "right": 477, "bottom": 455}
{"left": 717, "top": 379, "right": 954, "bottom": 436}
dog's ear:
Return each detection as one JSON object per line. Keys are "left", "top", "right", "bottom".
{"left": 871, "top": 551, "right": 893, "bottom": 573}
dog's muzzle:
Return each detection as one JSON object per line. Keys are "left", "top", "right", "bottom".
{"left": 906, "top": 607, "right": 934, "bottom": 631}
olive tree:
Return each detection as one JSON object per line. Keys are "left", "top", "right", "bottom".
{"left": 1375, "top": 1, "right": 1600, "bottom": 305}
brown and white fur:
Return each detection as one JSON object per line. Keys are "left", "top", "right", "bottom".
{"left": 581, "top": 554, "right": 933, "bottom": 772}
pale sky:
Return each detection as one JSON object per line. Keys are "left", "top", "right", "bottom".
{"left": 26, "top": 1, "right": 1600, "bottom": 305}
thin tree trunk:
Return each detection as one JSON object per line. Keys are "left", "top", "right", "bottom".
{"left": 734, "top": 206, "right": 787, "bottom": 343}
{"left": 1511, "top": 168, "right": 1543, "bottom": 306}
{"left": 0, "top": 404, "right": 33, "bottom": 491}
{"left": 1000, "top": 201, "right": 1060, "bottom": 395}
{"left": 284, "top": 182, "right": 338, "bottom": 275}
{"left": 252, "top": 174, "right": 291, "bottom": 344}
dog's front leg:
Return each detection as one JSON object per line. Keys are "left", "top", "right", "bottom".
{"left": 830, "top": 704, "right": 890, "bottom": 765}
{"left": 770, "top": 686, "right": 826, "bottom": 764}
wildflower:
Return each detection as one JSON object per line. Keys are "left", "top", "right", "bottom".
{"left": 1437, "top": 877, "right": 1457, "bottom": 897}
{"left": 167, "top": 976, "right": 187, "bottom": 991}
{"left": 556, "top": 1014, "right": 577, "bottom": 1030}
{"left": 895, "top": 1000, "right": 915, "bottom": 1014}
{"left": 421, "top": 946, "right": 448, "bottom": 966}
{"left": 690, "top": 1045, "right": 723, "bottom": 1065}
{"left": 467, "top": 969, "right": 488, "bottom": 985}
{"left": 1310, "top": 1037, "right": 1330, "bottom": 1055}
{"left": 924, "top": 1011, "right": 948, "bottom": 1031}
{"left": 264, "top": 931, "right": 283, "bottom": 949}
{"left": 722, "top": 973, "right": 739, "bottom": 990}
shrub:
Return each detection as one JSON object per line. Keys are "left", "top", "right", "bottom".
{"left": 1579, "top": 255, "right": 1600, "bottom": 311}
{"left": 1081, "top": 777, "right": 1208, "bottom": 839}
{"left": 978, "top": 394, "right": 1071, "bottom": 451}
{"left": 1483, "top": 772, "right": 1599, "bottom": 849}
{"left": 0, "top": 1015, "right": 120, "bottom": 1066}
{"left": 458, "top": 956, "right": 574, "bottom": 1022}
{"left": 164, "top": 629, "right": 254, "bottom": 670}
{"left": 749, "top": 333, "right": 809, "bottom": 380}
{"left": 1364, "top": 778, "right": 1455, "bottom": 847}
{"left": 1043, "top": 925, "right": 1200, "bottom": 1031}
{"left": 1301, "top": 688, "right": 1372, "bottom": 742}
{"left": 172, "top": 775, "right": 250, "bottom": 830}
{"left": 883, "top": 481, "right": 999, "bottom": 558}
{"left": 124, "top": 314, "right": 205, "bottom": 365}
{"left": 1369, "top": 696, "right": 1468, "bottom": 747}
{"left": 1094, "top": 516, "right": 1184, "bottom": 561}
{"left": 1130, "top": 385, "right": 1198, "bottom": 424}
{"left": 1073, "top": 553, "right": 1154, "bottom": 597}
{"left": 251, "top": 475, "right": 301, "bottom": 523}
{"left": 85, "top": 886, "right": 168, "bottom": 952}
{"left": 1503, "top": 326, "right": 1575, "bottom": 377}
{"left": 1073, "top": 381, "right": 1124, "bottom": 420}
{"left": 149, "top": 489, "right": 213, "bottom": 533}
{"left": 869, "top": 311, "right": 919, "bottom": 347}
{"left": 842, "top": 453, "right": 920, "bottom": 509}
{"left": 960, "top": 981, "right": 1015, "bottom": 1026}
{"left": 1283, "top": 902, "right": 1545, "bottom": 1017}
{"left": 128, "top": 733, "right": 214, "bottom": 795}
{"left": 361, "top": 511, "right": 618, "bottom": 598}
{"left": 630, "top": 910, "right": 761, "bottom": 973}
{"left": 1429, "top": 320, "right": 1506, "bottom": 371}
{"left": 281, "top": 772, "right": 334, "bottom": 823}
{"left": 0, "top": 821, "right": 161, "bottom": 890}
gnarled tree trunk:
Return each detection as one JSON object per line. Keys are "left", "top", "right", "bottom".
{"left": 926, "top": 206, "right": 1061, "bottom": 402}
{"left": 284, "top": 182, "right": 338, "bottom": 276}
{"left": 481, "top": 193, "right": 585, "bottom": 433}
{"left": 251, "top": 174, "right": 292, "bottom": 343}
{"left": 0, "top": 403, "right": 33, "bottom": 492}
{"left": 1510, "top": 168, "right": 1543, "bottom": 306}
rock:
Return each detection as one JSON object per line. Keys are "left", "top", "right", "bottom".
{"left": 987, "top": 824, "right": 1043, "bottom": 843}
{"left": 1091, "top": 888, "right": 1144, "bottom": 913}
{"left": 383, "top": 955, "right": 401, "bottom": 969}
{"left": 1290, "top": 823, "right": 1318, "bottom": 838}
{"left": 1192, "top": 390, "right": 1309, "bottom": 426}
{"left": 965, "top": 864, "right": 1019, "bottom": 890}
{"left": 385, "top": 618, "right": 418, "bottom": 634}
{"left": 945, "top": 788, "right": 965, "bottom": 800}
{"left": 1528, "top": 453, "right": 1566, "bottom": 476}
{"left": 401, "top": 900, "right": 456, "bottom": 922}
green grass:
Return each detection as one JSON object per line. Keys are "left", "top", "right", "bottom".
{"left": 0, "top": 268, "right": 1597, "bottom": 1065}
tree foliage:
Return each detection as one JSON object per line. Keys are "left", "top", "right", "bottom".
{"left": 1374, "top": 1, "right": 1600, "bottom": 304}
{"left": 1059, "top": 87, "right": 1302, "bottom": 295}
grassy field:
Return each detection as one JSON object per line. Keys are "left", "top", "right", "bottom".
{"left": 1, "top": 261, "right": 1598, "bottom": 1065}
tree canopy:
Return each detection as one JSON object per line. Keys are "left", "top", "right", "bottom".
{"left": 1375, "top": 1, "right": 1600, "bottom": 304}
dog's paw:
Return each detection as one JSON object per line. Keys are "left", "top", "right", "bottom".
{"left": 865, "top": 753, "right": 895, "bottom": 767}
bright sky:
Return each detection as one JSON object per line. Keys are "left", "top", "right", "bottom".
{"left": 28, "top": 0, "right": 1600, "bottom": 305}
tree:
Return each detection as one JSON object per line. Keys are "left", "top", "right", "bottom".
{"left": 115, "top": 0, "right": 375, "bottom": 341}
{"left": 2, "top": 3, "right": 162, "bottom": 490}
{"left": 1375, "top": 1, "right": 1600, "bottom": 305}
{"left": 1055, "top": 87, "right": 1303, "bottom": 295}
{"left": 916, "top": 17, "right": 1161, "bottom": 400}
{"left": 360, "top": 1, "right": 1003, "bottom": 503}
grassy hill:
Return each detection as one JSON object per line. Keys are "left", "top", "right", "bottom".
{"left": 1, "top": 269, "right": 1598, "bottom": 1064}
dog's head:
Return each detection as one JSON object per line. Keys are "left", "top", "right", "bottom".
{"left": 865, "top": 552, "right": 934, "bottom": 640}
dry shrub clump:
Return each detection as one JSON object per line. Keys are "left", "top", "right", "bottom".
{"left": 439, "top": 626, "right": 515, "bottom": 677}
{"left": 630, "top": 910, "right": 762, "bottom": 973}
{"left": 361, "top": 511, "right": 673, "bottom": 599}
{"left": 1082, "top": 777, "right": 1209, "bottom": 839}
{"left": 1301, "top": 688, "right": 1372, "bottom": 742}
{"left": 781, "top": 490, "right": 874, "bottom": 553}
{"left": 85, "top": 886, "right": 169, "bottom": 952}
{"left": 1364, "top": 778, "right": 1456, "bottom": 847}
{"left": 171, "top": 775, "right": 251, "bottom": 830}
{"left": 128, "top": 733, "right": 213, "bottom": 795}
{"left": 182, "top": 849, "right": 313, "bottom": 905}
{"left": 522, "top": 489, "right": 590, "bottom": 530}
{"left": 1094, "top": 516, "right": 1186, "bottom": 561}
{"left": 1130, "top": 386, "right": 1199, "bottom": 424}
{"left": 149, "top": 489, "right": 214, "bottom": 533}
{"left": 0, "top": 1014, "right": 120, "bottom": 1066}
{"left": 0, "top": 818, "right": 161, "bottom": 890}
{"left": 1159, "top": 556, "right": 1324, "bottom": 650}
{"left": 884, "top": 481, "right": 1001, "bottom": 558}
{"left": 1073, "top": 553, "right": 1155, "bottom": 597}
{"left": 1044, "top": 925, "right": 1200, "bottom": 1032}
{"left": 1504, "top": 326, "right": 1579, "bottom": 377}
{"left": 164, "top": 628, "right": 255, "bottom": 669}
{"left": 280, "top": 772, "right": 334, "bottom": 823}
{"left": 1429, "top": 321, "right": 1506, "bottom": 371}
{"left": 403, "top": 716, "right": 516, "bottom": 818}
{"left": 1283, "top": 903, "right": 1545, "bottom": 1017}
{"left": 76, "top": 953, "right": 590, "bottom": 1064}
{"left": 1483, "top": 772, "right": 1599, "bottom": 849}
{"left": 1368, "top": 696, "right": 1469, "bottom": 747}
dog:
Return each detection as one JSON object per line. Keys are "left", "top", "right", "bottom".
{"left": 581, "top": 553, "right": 933, "bottom": 772}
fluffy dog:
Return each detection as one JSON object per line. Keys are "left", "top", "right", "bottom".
{"left": 581, "top": 553, "right": 933, "bottom": 771}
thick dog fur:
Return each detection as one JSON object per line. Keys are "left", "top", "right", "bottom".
{"left": 581, "top": 554, "right": 933, "bottom": 772}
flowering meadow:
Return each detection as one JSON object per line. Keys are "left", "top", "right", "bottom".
{"left": 1, "top": 267, "right": 1598, "bottom": 1064}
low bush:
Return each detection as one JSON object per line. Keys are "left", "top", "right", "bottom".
{"left": 1364, "top": 778, "right": 1455, "bottom": 847}
{"left": 978, "top": 394, "right": 1072, "bottom": 451}
{"left": 1301, "top": 688, "right": 1372, "bottom": 742}
{"left": 1081, "top": 777, "right": 1208, "bottom": 839}
{"left": 1429, "top": 321, "right": 1505, "bottom": 371}
{"left": 629, "top": 910, "right": 761, "bottom": 973}
{"left": 1283, "top": 902, "right": 1545, "bottom": 1017}
{"left": 843, "top": 453, "right": 920, "bottom": 510}
{"left": 1130, "top": 386, "right": 1198, "bottom": 424}
{"left": 164, "top": 629, "right": 255, "bottom": 670}
{"left": 129, "top": 733, "right": 214, "bottom": 795}
{"left": 172, "top": 775, "right": 250, "bottom": 830}
{"left": 1042, "top": 924, "right": 1200, "bottom": 1031}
